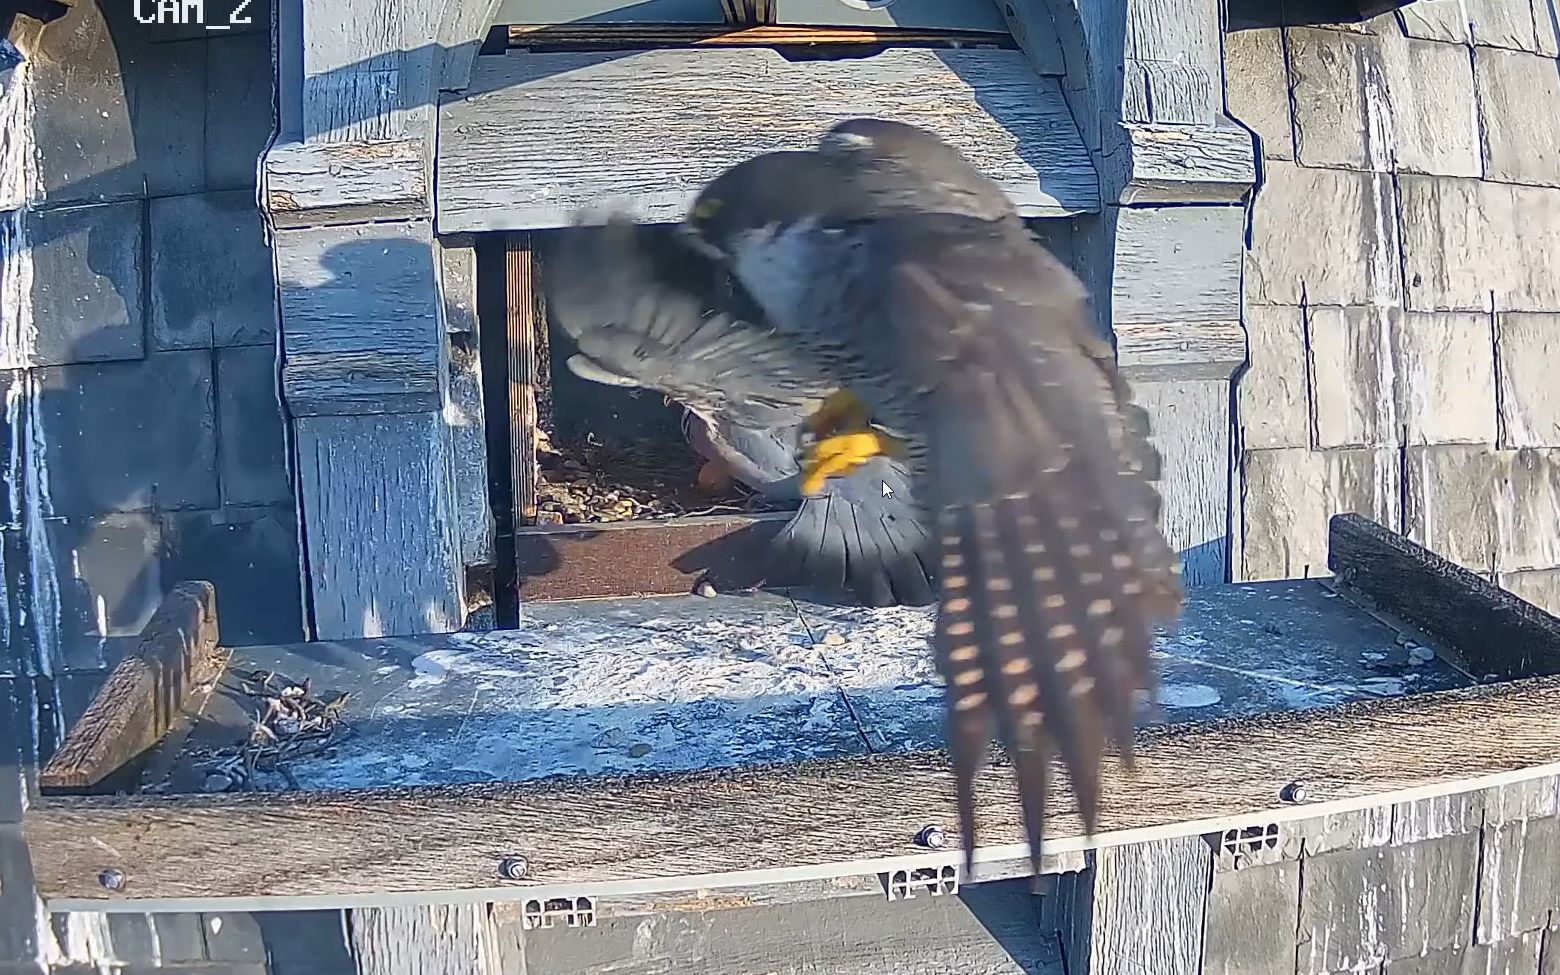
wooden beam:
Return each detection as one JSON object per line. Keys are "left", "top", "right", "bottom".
{"left": 263, "top": 140, "right": 427, "bottom": 227}
{"left": 350, "top": 904, "right": 504, "bottom": 975}
{"left": 515, "top": 513, "right": 794, "bottom": 601}
{"left": 26, "top": 673, "right": 1560, "bottom": 906}
{"left": 38, "top": 582, "right": 220, "bottom": 793}
{"left": 504, "top": 235, "right": 540, "bottom": 530}
{"left": 1328, "top": 513, "right": 1560, "bottom": 681}
{"left": 505, "top": 23, "right": 1015, "bottom": 48}
{"left": 436, "top": 48, "right": 1100, "bottom": 232}
{"left": 1113, "top": 320, "right": 1247, "bottom": 383}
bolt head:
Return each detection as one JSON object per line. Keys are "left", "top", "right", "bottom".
{"left": 98, "top": 868, "right": 126, "bottom": 891}
{"left": 498, "top": 856, "right": 529, "bottom": 881}
{"left": 1281, "top": 781, "right": 1308, "bottom": 803}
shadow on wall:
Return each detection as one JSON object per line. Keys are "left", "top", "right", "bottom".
{"left": 2, "top": 0, "right": 299, "bottom": 681}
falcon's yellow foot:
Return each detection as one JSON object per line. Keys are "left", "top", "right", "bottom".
{"left": 800, "top": 429, "right": 904, "bottom": 495}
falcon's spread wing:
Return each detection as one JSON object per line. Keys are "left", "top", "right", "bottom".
{"left": 880, "top": 214, "right": 1182, "bottom": 874}
{"left": 546, "top": 218, "right": 937, "bottom": 607}
{"left": 545, "top": 219, "right": 838, "bottom": 431}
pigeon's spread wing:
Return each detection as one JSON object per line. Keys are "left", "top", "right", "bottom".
{"left": 887, "top": 219, "right": 1182, "bottom": 874}
{"left": 544, "top": 219, "right": 838, "bottom": 428}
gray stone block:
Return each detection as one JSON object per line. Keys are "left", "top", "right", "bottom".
{"left": 1238, "top": 304, "right": 1310, "bottom": 450}
{"left": 218, "top": 345, "right": 289, "bottom": 506}
{"left": 1497, "top": 313, "right": 1560, "bottom": 449}
{"left": 0, "top": 827, "right": 42, "bottom": 964}
{"left": 0, "top": 678, "right": 37, "bottom": 824}
{"left": 27, "top": 2, "right": 142, "bottom": 203}
{"left": 1392, "top": 792, "right": 1485, "bottom": 844}
{"left": 1400, "top": 177, "right": 1560, "bottom": 313}
{"left": 1307, "top": 305, "right": 1400, "bottom": 449}
{"left": 34, "top": 351, "right": 219, "bottom": 517}
{"left": 26, "top": 202, "right": 146, "bottom": 366}
{"left": 1476, "top": 47, "right": 1560, "bottom": 187}
{"left": 1246, "top": 162, "right": 1400, "bottom": 307}
{"left": 1386, "top": 931, "right": 1542, "bottom": 975}
{"left": 1544, "top": 924, "right": 1560, "bottom": 975}
{"left": 1298, "top": 834, "right": 1479, "bottom": 975}
{"left": 1398, "top": 312, "right": 1498, "bottom": 447}
{"left": 1404, "top": 445, "right": 1502, "bottom": 573}
{"left": 205, "top": 33, "right": 275, "bottom": 191}
{"left": 1500, "top": 568, "right": 1560, "bottom": 616}
{"left": 1500, "top": 449, "right": 1560, "bottom": 572}
{"left": 146, "top": 0, "right": 271, "bottom": 41}
{"left": 107, "top": 915, "right": 160, "bottom": 966}
{"left": 1224, "top": 27, "right": 1293, "bottom": 160}
{"left": 150, "top": 192, "right": 277, "bottom": 350}
{"left": 1288, "top": 28, "right": 1388, "bottom": 171}
{"left": 255, "top": 911, "right": 354, "bottom": 975}
{"left": 199, "top": 913, "right": 266, "bottom": 963}
{"left": 131, "top": 39, "right": 209, "bottom": 197}
{"left": 1239, "top": 446, "right": 1400, "bottom": 582}
{"left": 1203, "top": 860, "right": 1300, "bottom": 975}
{"left": 1477, "top": 814, "right": 1560, "bottom": 943}
{"left": 153, "top": 913, "right": 209, "bottom": 964}
{"left": 160, "top": 506, "right": 302, "bottom": 646}
{"left": 1485, "top": 777, "right": 1560, "bottom": 827}
{"left": 44, "top": 513, "right": 163, "bottom": 671}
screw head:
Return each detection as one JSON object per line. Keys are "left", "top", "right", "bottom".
{"left": 98, "top": 868, "right": 126, "bottom": 891}
{"left": 915, "top": 825, "right": 947, "bottom": 850}
{"left": 498, "top": 856, "right": 529, "bottom": 881}
{"left": 1281, "top": 781, "right": 1308, "bottom": 803}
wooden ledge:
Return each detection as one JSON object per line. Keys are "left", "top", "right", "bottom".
{"left": 1112, "top": 123, "right": 1258, "bottom": 206}
{"left": 505, "top": 23, "right": 1017, "bottom": 49}
{"left": 27, "top": 674, "right": 1560, "bottom": 909}
{"left": 1113, "top": 320, "right": 1247, "bottom": 382}
{"left": 263, "top": 140, "right": 428, "bottom": 226}
{"left": 436, "top": 47, "right": 1100, "bottom": 232}
{"left": 40, "top": 582, "right": 221, "bottom": 792}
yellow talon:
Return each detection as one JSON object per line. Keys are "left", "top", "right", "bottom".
{"left": 800, "top": 429, "right": 905, "bottom": 495}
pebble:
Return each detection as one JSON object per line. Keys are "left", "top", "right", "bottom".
{"left": 696, "top": 580, "right": 718, "bottom": 598}
{"left": 821, "top": 631, "right": 847, "bottom": 646}
{"left": 628, "top": 743, "right": 653, "bottom": 758}
{"left": 202, "top": 772, "right": 232, "bottom": 793}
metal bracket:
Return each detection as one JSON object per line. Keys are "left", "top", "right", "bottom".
{"left": 521, "top": 895, "right": 598, "bottom": 930}
{"left": 883, "top": 864, "right": 959, "bottom": 902}
{"left": 1213, "top": 822, "right": 1292, "bottom": 871}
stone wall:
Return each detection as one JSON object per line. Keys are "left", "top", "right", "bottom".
{"left": 1227, "top": 2, "right": 1560, "bottom": 613}
{"left": 0, "top": 2, "right": 302, "bottom": 676}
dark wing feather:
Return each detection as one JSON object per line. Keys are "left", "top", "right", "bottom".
{"left": 544, "top": 219, "right": 839, "bottom": 429}
{"left": 889, "top": 220, "right": 1181, "bottom": 875}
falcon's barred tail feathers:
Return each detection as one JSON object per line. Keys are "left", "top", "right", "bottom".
{"left": 897, "top": 235, "right": 1182, "bottom": 878}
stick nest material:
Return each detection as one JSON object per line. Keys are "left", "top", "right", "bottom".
{"left": 536, "top": 429, "right": 790, "bottom": 524}
{"left": 186, "top": 669, "right": 352, "bottom": 793}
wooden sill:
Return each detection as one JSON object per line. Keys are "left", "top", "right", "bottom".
{"left": 514, "top": 511, "right": 797, "bottom": 601}
{"left": 504, "top": 23, "right": 1016, "bottom": 49}
{"left": 23, "top": 516, "right": 1560, "bottom": 910}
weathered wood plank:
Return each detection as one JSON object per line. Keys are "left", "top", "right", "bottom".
{"left": 504, "top": 237, "right": 539, "bottom": 529}
{"left": 771, "top": 0, "right": 1012, "bottom": 32}
{"left": 437, "top": 0, "right": 504, "bottom": 91}
{"left": 350, "top": 903, "right": 503, "bottom": 975}
{"left": 1116, "top": 123, "right": 1256, "bottom": 204}
{"left": 438, "top": 235, "right": 478, "bottom": 335}
{"left": 1106, "top": 205, "right": 1245, "bottom": 326}
{"left": 505, "top": 23, "right": 1017, "bottom": 47}
{"left": 436, "top": 47, "right": 1099, "bottom": 231}
{"left": 1068, "top": 836, "right": 1211, "bottom": 975}
{"left": 262, "top": 140, "right": 427, "bottom": 226}
{"left": 28, "top": 671, "right": 1560, "bottom": 907}
{"left": 275, "top": 220, "right": 444, "bottom": 416}
{"left": 300, "top": 0, "right": 436, "bottom": 144}
{"left": 448, "top": 337, "right": 494, "bottom": 570}
{"left": 1113, "top": 320, "right": 1246, "bottom": 383}
{"left": 38, "top": 582, "right": 219, "bottom": 792}
{"left": 1119, "top": 0, "right": 1223, "bottom": 127}
{"left": 1133, "top": 380, "right": 1231, "bottom": 586}
{"left": 515, "top": 513, "right": 796, "bottom": 601}
{"left": 1328, "top": 512, "right": 1560, "bottom": 681}
{"left": 295, "top": 412, "right": 463, "bottom": 640}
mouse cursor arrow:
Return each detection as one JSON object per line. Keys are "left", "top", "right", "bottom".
{"left": 881, "top": 482, "right": 894, "bottom": 498}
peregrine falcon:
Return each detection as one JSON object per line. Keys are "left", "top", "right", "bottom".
{"left": 564, "top": 118, "right": 1184, "bottom": 874}
{"left": 544, "top": 221, "right": 938, "bottom": 608}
